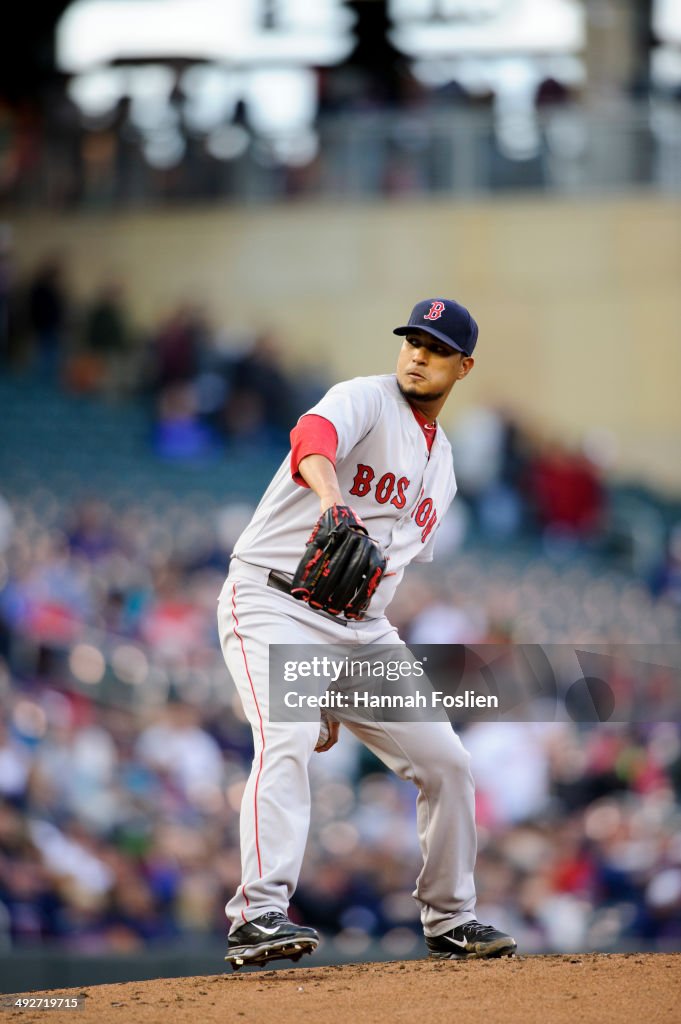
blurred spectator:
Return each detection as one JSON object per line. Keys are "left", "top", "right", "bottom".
{"left": 0, "top": 492, "right": 14, "bottom": 554}
{"left": 137, "top": 563, "right": 212, "bottom": 663}
{"left": 406, "top": 586, "right": 485, "bottom": 645}
{"left": 78, "top": 280, "right": 135, "bottom": 398}
{"left": 152, "top": 383, "right": 220, "bottom": 461}
{"left": 44, "top": 92, "right": 84, "bottom": 209}
{"left": 450, "top": 405, "right": 532, "bottom": 539}
{"left": 464, "top": 722, "right": 563, "bottom": 826}
{"left": 26, "top": 257, "right": 69, "bottom": 380}
{"left": 135, "top": 701, "right": 224, "bottom": 802}
{"left": 0, "top": 720, "right": 31, "bottom": 805}
{"left": 152, "top": 304, "right": 207, "bottom": 390}
{"left": 450, "top": 406, "right": 509, "bottom": 496}
{"left": 651, "top": 523, "right": 681, "bottom": 605}
{"left": 224, "top": 331, "right": 298, "bottom": 446}
{"left": 0, "top": 224, "right": 11, "bottom": 367}
{"left": 526, "top": 440, "right": 604, "bottom": 539}
{"left": 66, "top": 499, "right": 116, "bottom": 562}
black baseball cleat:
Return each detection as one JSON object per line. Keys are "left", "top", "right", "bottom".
{"left": 225, "top": 912, "right": 319, "bottom": 971}
{"left": 426, "top": 920, "right": 517, "bottom": 960}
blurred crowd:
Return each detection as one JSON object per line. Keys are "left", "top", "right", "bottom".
{"left": 1, "top": 247, "right": 680, "bottom": 956}
{"left": 1, "top": 53, "right": 676, "bottom": 208}
{"left": 0, "top": 72, "right": 584, "bottom": 209}
{"left": 0, "top": 254, "right": 325, "bottom": 457}
{"left": 0, "top": 473, "right": 680, "bottom": 954}
{"left": 2, "top": 677, "right": 681, "bottom": 957}
{"left": 1, "top": 251, "right": 639, "bottom": 549}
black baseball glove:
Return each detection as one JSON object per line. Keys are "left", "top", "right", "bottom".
{"left": 291, "top": 505, "right": 387, "bottom": 620}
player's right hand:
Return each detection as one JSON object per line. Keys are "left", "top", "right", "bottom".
{"left": 315, "top": 718, "right": 340, "bottom": 753}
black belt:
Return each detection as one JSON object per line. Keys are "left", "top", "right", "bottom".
{"left": 267, "top": 570, "right": 349, "bottom": 627}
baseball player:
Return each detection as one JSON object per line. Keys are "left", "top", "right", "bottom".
{"left": 218, "top": 298, "right": 517, "bottom": 969}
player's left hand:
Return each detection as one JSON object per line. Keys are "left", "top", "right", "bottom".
{"left": 292, "top": 505, "right": 387, "bottom": 620}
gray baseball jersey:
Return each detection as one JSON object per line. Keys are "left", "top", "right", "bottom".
{"left": 233, "top": 373, "right": 457, "bottom": 616}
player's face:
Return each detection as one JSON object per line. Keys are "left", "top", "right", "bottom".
{"left": 396, "top": 332, "right": 473, "bottom": 411}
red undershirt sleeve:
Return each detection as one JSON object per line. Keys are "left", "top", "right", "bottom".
{"left": 290, "top": 414, "right": 339, "bottom": 487}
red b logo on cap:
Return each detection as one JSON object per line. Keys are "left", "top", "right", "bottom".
{"left": 424, "top": 301, "right": 445, "bottom": 321}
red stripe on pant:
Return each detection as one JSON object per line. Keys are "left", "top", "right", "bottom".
{"left": 231, "top": 582, "right": 265, "bottom": 923}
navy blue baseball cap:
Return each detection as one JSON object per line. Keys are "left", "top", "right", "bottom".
{"left": 393, "top": 298, "right": 478, "bottom": 356}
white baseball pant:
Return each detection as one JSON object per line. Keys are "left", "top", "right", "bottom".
{"left": 217, "top": 557, "right": 478, "bottom": 938}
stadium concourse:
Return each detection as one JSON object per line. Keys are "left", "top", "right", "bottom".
{"left": 1, "top": 363, "right": 681, "bottom": 980}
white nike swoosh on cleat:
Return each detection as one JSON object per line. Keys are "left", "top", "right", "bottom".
{"left": 442, "top": 935, "right": 469, "bottom": 948}
{"left": 252, "top": 925, "right": 281, "bottom": 935}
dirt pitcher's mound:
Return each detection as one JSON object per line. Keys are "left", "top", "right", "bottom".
{"left": 4, "top": 954, "right": 680, "bottom": 1024}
